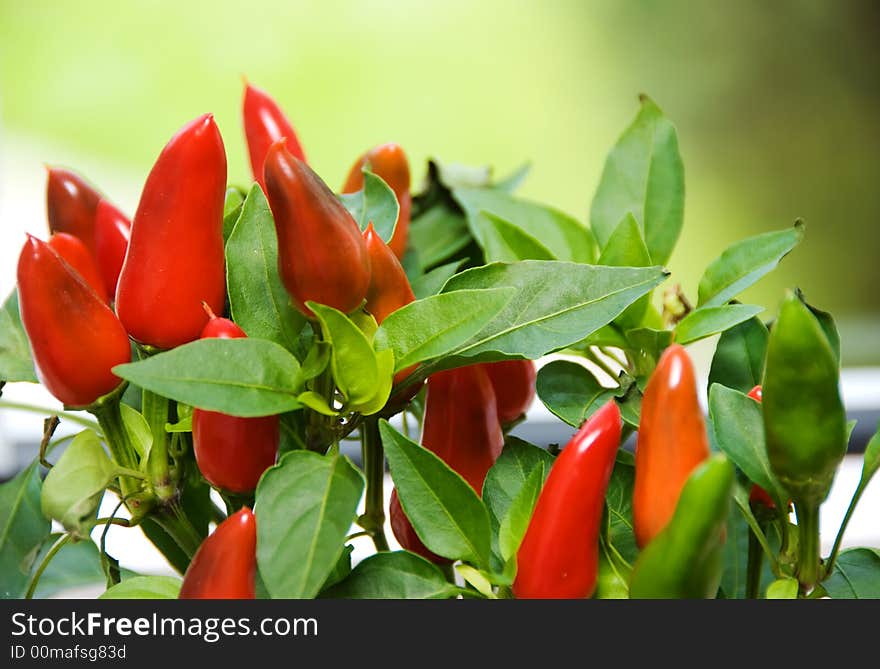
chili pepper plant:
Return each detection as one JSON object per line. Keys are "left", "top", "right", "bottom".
{"left": 1, "top": 87, "right": 878, "bottom": 600}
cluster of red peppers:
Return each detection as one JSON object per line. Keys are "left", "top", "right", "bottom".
{"left": 17, "top": 80, "right": 421, "bottom": 598}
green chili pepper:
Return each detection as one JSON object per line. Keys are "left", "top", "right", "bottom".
{"left": 762, "top": 291, "right": 847, "bottom": 589}
{"left": 629, "top": 454, "right": 734, "bottom": 599}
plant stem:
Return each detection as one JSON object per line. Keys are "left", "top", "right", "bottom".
{"left": 151, "top": 503, "right": 203, "bottom": 560}
{"left": 746, "top": 523, "right": 765, "bottom": 599}
{"left": 795, "top": 502, "right": 822, "bottom": 592}
{"left": 824, "top": 481, "right": 868, "bottom": 576}
{"left": 0, "top": 399, "right": 100, "bottom": 429}
{"left": 90, "top": 397, "right": 149, "bottom": 517}
{"left": 25, "top": 534, "right": 71, "bottom": 599}
{"left": 586, "top": 347, "right": 621, "bottom": 382}
{"left": 361, "top": 418, "right": 389, "bottom": 551}
{"left": 142, "top": 389, "right": 175, "bottom": 504}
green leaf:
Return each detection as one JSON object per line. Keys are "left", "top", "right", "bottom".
{"left": 674, "top": 304, "right": 764, "bottom": 345}
{"left": 626, "top": 327, "right": 673, "bottom": 370}
{"left": 861, "top": 424, "right": 880, "bottom": 486}
{"left": 99, "top": 575, "right": 182, "bottom": 599}
{"left": 351, "top": 348, "right": 394, "bottom": 416}
{"left": 410, "top": 260, "right": 465, "bottom": 300}
{"left": 113, "top": 338, "right": 302, "bottom": 417}
{"left": 498, "top": 463, "right": 544, "bottom": 562}
{"left": 797, "top": 290, "right": 841, "bottom": 367}
{"left": 319, "top": 544, "right": 353, "bottom": 593}
{"left": 719, "top": 501, "right": 751, "bottom": 599}
{"left": 375, "top": 288, "right": 515, "bottom": 373}
{"left": 0, "top": 459, "right": 50, "bottom": 598}
{"left": 536, "top": 360, "right": 616, "bottom": 428}
{"left": 31, "top": 535, "right": 130, "bottom": 599}
{"left": 765, "top": 577, "right": 799, "bottom": 599}
{"left": 597, "top": 213, "right": 653, "bottom": 329}
{"left": 455, "top": 564, "right": 495, "bottom": 598}
{"left": 222, "top": 186, "right": 245, "bottom": 242}
{"left": 454, "top": 187, "right": 595, "bottom": 263}
{"left": 298, "top": 341, "right": 331, "bottom": 383}
{"left": 823, "top": 548, "right": 880, "bottom": 598}
{"left": 323, "top": 551, "right": 459, "bottom": 599}
{"left": 380, "top": 420, "right": 492, "bottom": 568}
{"left": 494, "top": 162, "right": 531, "bottom": 193}
{"left": 590, "top": 95, "right": 684, "bottom": 265}
{"left": 120, "top": 404, "right": 151, "bottom": 461}
{"left": 41, "top": 430, "right": 118, "bottom": 538}
{"left": 441, "top": 260, "right": 668, "bottom": 361}
{"left": 707, "top": 316, "right": 768, "bottom": 394}
{"left": 256, "top": 451, "right": 364, "bottom": 599}
{"left": 0, "top": 290, "right": 37, "bottom": 383}
{"left": 309, "top": 303, "right": 378, "bottom": 407}
{"left": 708, "top": 384, "right": 786, "bottom": 506}
{"left": 482, "top": 437, "right": 553, "bottom": 536}
{"left": 296, "top": 391, "right": 339, "bottom": 417}
{"left": 339, "top": 170, "right": 399, "bottom": 243}
{"left": 477, "top": 211, "right": 555, "bottom": 262}
{"left": 697, "top": 222, "right": 804, "bottom": 308}
{"left": 407, "top": 207, "right": 472, "bottom": 270}
{"left": 605, "top": 453, "right": 638, "bottom": 566}
{"left": 226, "top": 185, "right": 308, "bottom": 357}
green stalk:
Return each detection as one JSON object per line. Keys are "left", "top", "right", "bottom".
{"left": 150, "top": 502, "right": 203, "bottom": 560}
{"left": 142, "top": 389, "right": 175, "bottom": 504}
{"left": 25, "top": 534, "right": 71, "bottom": 599}
{"left": 745, "top": 524, "right": 765, "bottom": 599}
{"left": 795, "top": 502, "right": 822, "bottom": 592}
{"left": 361, "top": 418, "right": 389, "bottom": 551}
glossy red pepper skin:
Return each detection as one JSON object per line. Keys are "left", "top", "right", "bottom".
{"left": 46, "top": 167, "right": 102, "bottom": 255}
{"left": 16, "top": 235, "right": 131, "bottom": 407}
{"left": 363, "top": 222, "right": 415, "bottom": 324}
{"left": 390, "top": 365, "right": 504, "bottom": 559}
{"left": 47, "top": 233, "right": 109, "bottom": 304}
{"left": 93, "top": 199, "right": 131, "bottom": 300}
{"left": 116, "top": 114, "right": 227, "bottom": 349}
{"left": 480, "top": 359, "right": 537, "bottom": 425}
{"left": 513, "top": 400, "right": 622, "bottom": 599}
{"left": 263, "top": 140, "right": 371, "bottom": 318}
{"left": 192, "top": 308, "right": 279, "bottom": 493}
{"left": 179, "top": 507, "right": 257, "bottom": 599}
{"left": 243, "top": 81, "right": 307, "bottom": 193}
{"left": 633, "top": 344, "right": 711, "bottom": 548}
{"left": 341, "top": 143, "right": 411, "bottom": 259}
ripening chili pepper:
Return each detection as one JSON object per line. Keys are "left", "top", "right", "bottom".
{"left": 513, "top": 400, "right": 622, "bottom": 599}
{"left": 763, "top": 291, "right": 846, "bottom": 589}
{"left": 192, "top": 305, "right": 279, "bottom": 493}
{"left": 341, "top": 143, "right": 411, "bottom": 258}
{"left": 629, "top": 455, "right": 734, "bottom": 598}
{"left": 47, "top": 232, "right": 109, "bottom": 303}
{"left": 389, "top": 365, "right": 504, "bottom": 559}
{"left": 93, "top": 199, "right": 131, "bottom": 300}
{"left": 633, "top": 343, "right": 711, "bottom": 548}
{"left": 363, "top": 222, "right": 415, "bottom": 324}
{"left": 481, "top": 359, "right": 537, "bottom": 425}
{"left": 179, "top": 507, "right": 257, "bottom": 599}
{"left": 263, "top": 139, "right": 371, "bottom": 317}
{"left": 748, "top": 385, "right": 762, "bottom": 402}
{"left": 45, "top": 166, "right": 102, "bottom": 255}
{"left": 242, "top": 80, "right": 306, "bottom": 193}
{"left": 116, "top": 114, "right": 227, "bottom": 349}
{"left": 17, "top": 235, "right": 131, "bottom": 407}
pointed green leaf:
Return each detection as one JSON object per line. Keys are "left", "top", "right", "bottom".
{"left": 536, "top": 360, "right": 616, "bottom": 428}
{"left": 0, "top": 290, "right": 37, "bottom": 383}
{"left": 698, "top": 221, "right": 804, "bottom": 308}
{"left": 410, "top": 260, "right": 465, "bottom": 300}
{"left": 482, "top": 437, "right": 553, "bottom": 535}
{"left": 823, "top": 549, "right": 880, "bottom": 599}
{"left": 0, "top": 459, "right": 50, "bottom": 598}
{"left": 309, "top": 303, "right": 378, "bottom": 406}
{"left": 675, "top": 304, "right": 764, "bottom": 345}
{"left": 256, "top": 451, "right": 364, "bottom": 599}
{"left": 498, "top": 463, "right": 544, "bottom": 562}
{"left": 766, "top": 577, "right": 799, "bottom": 599}
{"left": 226, "top": 185, "right": 308, "bottom": 357}
{"left": 114, "top": 338, "right": 302, "bottom": 417}
{"left": 590, "top": 96, "right": 684, "bottom": 265}
{"left": 339, "top": 170, "right": 399, "bottom": 243}
{"left": 478, "top": 211, "right": 556, "bottom": 262}
{"left": 100, "top": 576, "right": 182, "bottom": 599}
{"left": 380, "top": 420, "right": 492, "bottom": 568}
{"left": 407, "top": 207, "right": 472, "bottom": 270}
{"left": 708, "top": 316, "right": 768, "bottom": 394}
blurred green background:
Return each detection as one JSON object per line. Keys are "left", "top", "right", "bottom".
{"left": 1, "top": 0, "right": 877, "bottom": 363}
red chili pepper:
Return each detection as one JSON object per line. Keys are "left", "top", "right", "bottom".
{"left": 192, "top": 306, "right": 279, "bottom": 493}
{"left": 16, "top": 235, "right": 131, "bottom": 407}
{"left": 263, "top": 139, "right": 371, "bottom": 318}
{"left": 513, "top": 400, "right": 622, "bottom": 599}
{"left": 93, "top": 199, "right": 131, "bottom": 300}
{"left": 633, "top": 343, "right": 711, "bottom": 548}
{"left": 45, "top": 166, "right": 102, "bottom": 255}
{"left": 179, "top": 507, "right": 257, "bottom": 599}
{"left": 243, "top": 81, "right": 307, "bottom": 194}
{"left": 363, "top": 222, "right": 415, "bottom": 324}
{"left": 390, "top": 365, "right": 504, "bottom": 560}
{"left": 748, "top": 384, "right": 762, "bottom": 402}
{"left": 116, "top": 114, "right": 227, "bottom": 349}
{"left": 47, "top": 232, "right": 109, "bottom": 304}
{"left": 480, "top": 359, "right": 537, "bottom": 425}
{"left": 341, "top": 143, "right": 411, "bottom": 259}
